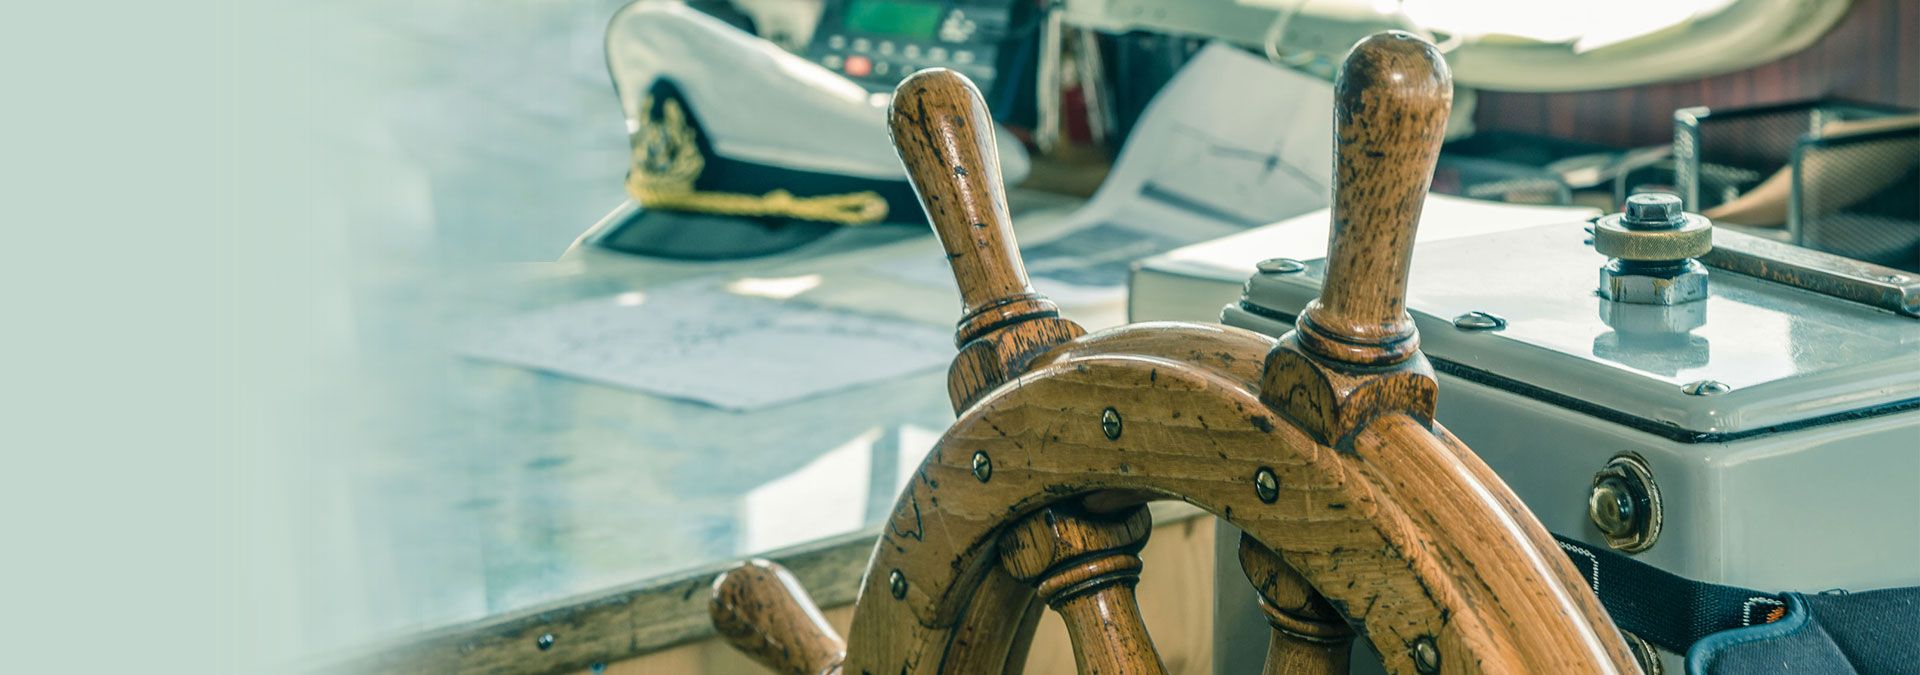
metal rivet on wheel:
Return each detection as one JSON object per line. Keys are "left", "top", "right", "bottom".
{"left": 1254, "top": 467, "right": 1279, "bottom": 504}
{"left": 1256, "top": 257, "right": 1307, "bottom": 275}
{"left": 536, "top": 633, "right": 556, "bottom": 651}
{"left": 1411, "top": 636, "right": 1440, "bottom": 673}
{"left": 889, "top": 570, "right": 908, "bottom": 599}
{"left": 971, "top": 451, "right": 992, "bottom": 483}
{"left": 1451, "top": 310, "right": 1507, "bottom": 331}
{"left": 1101, "top": 408, "right": 1122, "bottom": 440}
{"left": 1681, "top": 379, "right": 1730, "bottom": 396}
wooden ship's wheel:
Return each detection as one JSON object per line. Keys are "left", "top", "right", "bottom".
{"left": 708, "top": 33, "right": 1643, "bottom": 675}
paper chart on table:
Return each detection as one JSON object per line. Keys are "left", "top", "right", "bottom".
{"left": 460, "top": 281, "right": 954, "bottom": 411}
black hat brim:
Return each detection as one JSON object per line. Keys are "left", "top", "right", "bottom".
{"left": 595, "top": 207, "right": 847, "bottom": 261}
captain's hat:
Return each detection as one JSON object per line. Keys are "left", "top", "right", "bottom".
{"left": 601, "top": 2, "right": 1030, "bottom": 259}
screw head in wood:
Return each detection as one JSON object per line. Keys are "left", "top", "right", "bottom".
{"left": 971, "top": 451, "right": 992, "bottom": 483}
{"left": 1254, "top": 467, "right": 1279, "bottom": 504}
{"left": 1100, "top": 408, "right": 1122, "bottom": 440}
{"left": 536, "top": 633, "right": 556, "bottom": 651}
{"left": 889, "top": 569, "right": 907, "bottom": 599}
{"left": 1412, "top": 636, "right": 1440, "bottom": 673}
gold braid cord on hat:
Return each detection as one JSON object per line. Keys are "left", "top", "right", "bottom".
{"left": 625, "top": 96, "right": 889, "bottom": 226}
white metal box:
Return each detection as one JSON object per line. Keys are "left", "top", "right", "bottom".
{"left": 1131, "top": 208, "right": 1920, "bottom": 672}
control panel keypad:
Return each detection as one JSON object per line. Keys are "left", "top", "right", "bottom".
{"left": 806, "top": 2, "right": 1016, "bottom": 93}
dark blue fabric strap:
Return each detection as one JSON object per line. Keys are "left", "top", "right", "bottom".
{"left": 1552, "top": 535, "right": 1786, "bottom": 654}
{"left": 1555, "top": 535, "right": 1920, "bottom": 674}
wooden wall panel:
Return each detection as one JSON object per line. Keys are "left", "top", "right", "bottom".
{"left": 1474, "top": 0, "right": 1919, "bottom": 148}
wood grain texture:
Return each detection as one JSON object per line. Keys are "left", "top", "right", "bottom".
{"left": 1238, "top": 535, "right": 1352, "bottom": 675}
{"left": 890, "top": 68, "right": 1087, "bottom": 409}
{"left": 1259, "top": 334, "right": 1437, "bottom": 450}
{"left": 1008, "top": 511, "right": 1219, "bottom": 675}
{"left": 598, "top": 605, "right": 859, "bottom": 675}
{"left": 601, "top": 515, "right": 1215, "bottom": 675}
{"left": 841, "top": 341, "right": 1638, "bottom": 674}
{"left": 1000, "top": 505, "right": 1168, "bottom": 675}
{"left": 723, "top": 31, "right": 1637, "bottom": 675}
{"left": 888, "top": 68, "right": 1045, "bottom": 333}
{"left": 710, "top": 560, "right": 845, "bottom": 675}
{"left": 1475, "top": 0, "right": 1918, "bottom": 148}
{"left": 948, "top": 315, "right": 1087, "bottom": 410}
{"left": 326, "top": 529, "right": 875, "bottom": 675}
{"left": 1295, "top": 31, "right": 1452, "bottom": 367}
{"left": 937, "top": 565, "right": 1045, "bottom": 675}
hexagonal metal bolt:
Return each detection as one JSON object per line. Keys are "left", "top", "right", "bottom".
{"left": 1622, "top": 193, "right": 1684, "bottom": 229}
{"left": 1600, "top": 259, "right": 1710, "bottom": 305}
{"left": 1594, "top": 192, "right": 1713, "bottom": 306}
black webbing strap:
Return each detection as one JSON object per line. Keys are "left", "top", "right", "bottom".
{"left": 1553, "top": 534, "right": 1787, "bottom": 654}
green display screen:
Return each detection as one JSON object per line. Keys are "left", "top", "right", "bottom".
{"left": 844, "top": 0, "right": 944, "bottom": 37}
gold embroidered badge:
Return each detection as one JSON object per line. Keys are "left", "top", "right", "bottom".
{"left": 625, "top": 94, "right": 888, "bottom": 225}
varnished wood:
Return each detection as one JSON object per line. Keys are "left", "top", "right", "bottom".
{"left": 333, "top": 528, "right": 876, "bottom": 675}
{"left": 999, "top": 504, "right": 1169, "bottom": 675}
{"left": 716, "top": 35, "right": 1642, "bottom": 675}
{"left": 1003, "top": 510, "right": 1220, "bottom": 675}
{"left": 1261, "top": 32, "right": 1446, "bottom": 448}
{"left": 890, "top": 68, "right": 1086, "bottom": 409}
{"left": 1294, "top": 31, "right": 1452, "bottom": 367}
{"left": 947, "top": 315, "right": 1087, "bottom": 410}
{"left": 1239, "top": 535, "right": 1352, "bottom": 675}
{"left": 710, "top": 560, "right": 845, "bottom": 675}
{"left": 936, "top": 565, "right": 1045, "bottom": 675}
{"left": 602, "top": 513, "right": 1213, "bottom": 675}
{"left": 889, "top": 68, "right": 1030, "bottom": 325}
{"left": 1259, "top": 335, "right": 1437, "bottom": 449}
{"left": 842, "top": 350, "right": 1636, "bottom": 674}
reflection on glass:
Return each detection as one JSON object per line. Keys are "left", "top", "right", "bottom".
{"left": 741, "top": 427, "right": 877, "bottom": 553}
{"left": 726, "top": 274, "right": 824, "bottom": 299}
{"left": 894, "top": 423, "right": 943, "bottom": 492}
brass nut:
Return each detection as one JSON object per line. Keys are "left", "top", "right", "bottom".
{"left": 1593, "top": 213, "right": 1713, "bottom": 261}
{"left": 1588, "top": 453, "right": 1662, "bottom": 553}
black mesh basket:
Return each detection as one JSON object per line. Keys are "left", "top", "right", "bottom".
{"left": 1792, "top": 123, "right": 1920, "bottom": 271}
{"left": 1673, "top": 100, "right": 1910, "bottom": 212}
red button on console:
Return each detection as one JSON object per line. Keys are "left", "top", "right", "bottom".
{"left": 844, "top": 54, "right": 872, "bottom": 78}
